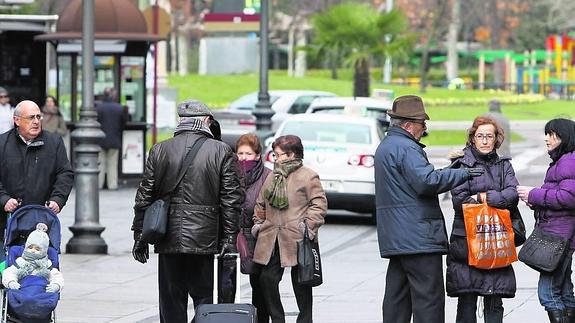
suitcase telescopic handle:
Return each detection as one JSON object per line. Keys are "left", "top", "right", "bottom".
{"left": 213, "top": 253, "right": 241, "bottom": 304}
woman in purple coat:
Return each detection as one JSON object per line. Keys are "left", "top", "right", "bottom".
{"left": 447, "top": 116, "right": 519, "bottom": 323}
{"left": 518, "top": 118, "right": 575, "bottom": 323}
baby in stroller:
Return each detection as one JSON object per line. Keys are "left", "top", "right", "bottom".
{"left": 2, "top": 222, "right": 63, "bottom": 322}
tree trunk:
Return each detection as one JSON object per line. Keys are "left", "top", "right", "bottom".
{"left": 353, "top": 58, "right": 370, "bottom": 97}
{"left": 294, "top": 28, "right": 307, "bottom": 77}
{"left": 419, "top": 46, "right": 429, "bottom": 94}
{"left": 446, "top": 0, "right": 460, "bottom": 81}
{"left": 287, "top": 26, "right": 295, "bottom": 76}
{"left": 330, "top": 49, "right": 338, "bottom": 80}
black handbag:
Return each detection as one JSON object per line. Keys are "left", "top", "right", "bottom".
{"left": 140, "top": 136, "right": 207, "bottom": 244}
{"left": 499, "top": 162, "right": 526, "bottom": 246}
{"left": 297, "top": 223, "right": 322, "bottom": 287}
{"left": 518, "top": 226, "right": 569, "bottom": 273}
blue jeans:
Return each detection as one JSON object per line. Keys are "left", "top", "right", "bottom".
{"left": 538, "top": 249, "right": 575, "bottom": 311}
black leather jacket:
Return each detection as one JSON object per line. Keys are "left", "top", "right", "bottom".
{"left": 132, "top": 130, "right": 243, "bottom": 254}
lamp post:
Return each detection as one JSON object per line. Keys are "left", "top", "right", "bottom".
{"left": 66, "top": 0, "right": 108, "bottom": 254}
{"left": 253, "top": 0, "right": 274, "bottom": 136}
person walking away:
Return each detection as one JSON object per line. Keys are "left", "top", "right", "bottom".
{"left": 0, "top": 87, "right": 14, "bottom": 134}
{"left": 235, "top": 133, "right": 271, "bottom": 322}
{"left": 375, "top": 95, "right": 484, "bottom": 323}
{"left": 252, "top": 135, "right": 327, "bottom": 323}
{"left": 446, "top": 116, "right": 519, "bottom": 323}
{"left": 41, "top": 95, "right": 67, "bottom": 138}
{"left": 131, "top": 99, "right": 243, "bottom": 323}
{"left": 96, "top": 87, "right": 126, "bottom": 190}
{"left": 517, "top": 118, "right": 575, "bottom": 323}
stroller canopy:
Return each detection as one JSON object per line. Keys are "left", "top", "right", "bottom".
{"left": 5, "top": 205, "right": 61, "bottom": 252}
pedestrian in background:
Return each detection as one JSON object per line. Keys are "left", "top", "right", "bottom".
{"left": 252, "top": 135, "right": 327, "bottom": 323}
{"left": 131, "top": 100, "right": 243, "bottom": 323}
{"left": 0, "top": 100, "right": 73, "bottom": 225}
{"left": 236, "top": 133, "right": 271, "bottom": 323}
{"left": 447, "top": 116, "right": 519, "bottom": 323}
{"left": 96, "top": 87, "right": 126, "bottom": 190}
{"left": 518, "top": 118, "right": 575, "bottom": 323}
{"left": 41, "top": 95, "right": 67, "bottom": 138}
{"left": 0, "top": 87, "right": 14, "bottom": 134}
{"left": 375, "top": 95, "right": 483, "bottom": 323}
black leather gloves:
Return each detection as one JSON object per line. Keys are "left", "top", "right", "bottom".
{"left": 465, "top": 167, "right": 485, "bottom": 179}
{"left": 132, "top": 232, "right": 149, "bottom": 264}
{"left": 219, "top": 235, "right": 238, "bottom": 258}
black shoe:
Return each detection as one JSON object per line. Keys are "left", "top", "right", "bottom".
{"left": 548, "top": 309, "right": 564, "bottom": 323}
{"left": 565, "top": 307, "right": 575, "bottom": 323}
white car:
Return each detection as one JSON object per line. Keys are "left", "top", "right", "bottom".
{"left": 263, "top": 114, "right": 384, "bottom": 216}
{"left": 214, "top": 90, "right": 336, "bottom": 147}
{"left": 306, "top": 96, "right": 392, "bottom": 127}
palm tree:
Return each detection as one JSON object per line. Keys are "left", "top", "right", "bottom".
{"left": 311, "top": 3, "right": 412, "bottom": 97}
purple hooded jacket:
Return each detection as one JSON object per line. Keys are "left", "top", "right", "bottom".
{"left": 528, "top": 151, "right": 575, "bottom": 248}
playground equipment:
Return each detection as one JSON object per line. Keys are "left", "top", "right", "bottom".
{"left": 476, "top": 34, "right": 575, "bottom": 97}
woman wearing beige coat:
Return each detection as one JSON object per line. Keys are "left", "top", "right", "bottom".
{"left": 252, "top": 135, "right": 327, "bottom": 323}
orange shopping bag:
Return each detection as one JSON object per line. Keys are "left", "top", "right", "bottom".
{"left": 462, "top": 193, "right": 517, "bottom": 269}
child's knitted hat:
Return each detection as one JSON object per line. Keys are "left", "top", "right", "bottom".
{"left": 25, "top": 223, "right": 49, "bottom": 256}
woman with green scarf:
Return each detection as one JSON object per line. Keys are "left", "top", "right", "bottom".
{"left": 251, "top": 135, "right": 327, "bottom": 323}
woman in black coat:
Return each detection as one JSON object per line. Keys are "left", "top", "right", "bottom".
{"left": 447, "top": 116, "right": 520, "bottom": 323}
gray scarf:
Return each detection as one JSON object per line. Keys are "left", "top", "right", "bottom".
{"left": 174, "top": 117, "right": 213, "bottom": 137}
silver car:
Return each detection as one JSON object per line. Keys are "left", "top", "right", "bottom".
{"left": 214, "top": 90, "right": 336, "bottom": 147}
{"left": 264, "top": 114, "right": 384, "bottom": 216}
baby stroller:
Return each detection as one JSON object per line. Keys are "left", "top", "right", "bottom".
{"left": 0, "top": 205, "right": 61, "bottom": 323}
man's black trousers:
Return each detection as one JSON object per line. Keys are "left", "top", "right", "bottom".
{"left": 382, "top": 253, "right": 445, "bottom": 323}
{"left": 158, "top": 253, "right": 213, "bottom": 323}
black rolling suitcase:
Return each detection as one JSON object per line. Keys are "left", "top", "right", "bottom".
{"left": 193, "top": 253, "right": 257, "bottom": 323}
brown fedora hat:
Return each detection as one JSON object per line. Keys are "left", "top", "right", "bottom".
{"left": 388, "top": 95, "right": 430, "bottom": 120}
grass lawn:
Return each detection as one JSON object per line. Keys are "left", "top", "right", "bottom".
{"left": 168, "top": 72, "right": 574, "bottom": 122}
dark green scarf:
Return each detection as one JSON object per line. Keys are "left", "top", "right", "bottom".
{"left": 264, "top": 158, "right": 303, "bottom": 209}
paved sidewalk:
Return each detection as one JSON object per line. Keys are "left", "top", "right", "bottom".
{"left": 49, "top": 120, "right": 554, "bottom": 322}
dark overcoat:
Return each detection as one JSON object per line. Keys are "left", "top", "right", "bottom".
{"left": 132, "top": 130, "right": 243, "bottom": 254}
{"left": 0, "top": 129, "right": 73, "bottom": 226}
{"left": 374, "top": 126, "right": 468, "bottom": 258}
{"left": 446, "top": 146, "right": 519, "bottom": 298}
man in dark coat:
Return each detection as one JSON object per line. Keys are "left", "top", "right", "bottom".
{"left": 374, "top": 95, "right": 483, "bottom": 323}
{"left": 96, "top": 87, "right": 126, "bottom": 190}
{"left": 0, "top": 100, "right": 73, "bottom": 230}
{"left": 131, "top": 99, "right": 243, "bottom": 323}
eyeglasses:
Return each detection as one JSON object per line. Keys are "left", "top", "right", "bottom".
{"left": 474, "top": 133, "right": 495, "bottom": 141}
{"left": 16, "top": 114, "right": 43, "bottom": 121}
{"left": 411, "top": 120, "right": 426, "bottom": 126}
{"left": 272, "top": 152, "right": 288, "bottom": 160}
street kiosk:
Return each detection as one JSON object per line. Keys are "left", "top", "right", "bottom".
{"left": 35, "top": 0, "right": 163, "bottom": 177}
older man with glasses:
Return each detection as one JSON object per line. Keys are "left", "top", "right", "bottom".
{"left": 0, "top": 87, "right": 14, "bottom": 134}
{"left": 0, "top": 100, "right": 73, "bottom": 230}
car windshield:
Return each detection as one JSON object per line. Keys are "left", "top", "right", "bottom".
{"left": 281, "top": 121, "right": 371, "bottom": 144}
{"left": 229, "top": 93, "right": 280, "bottom": 111}
{"left": 311, "top": 106, "right": 387, "bottom": 119}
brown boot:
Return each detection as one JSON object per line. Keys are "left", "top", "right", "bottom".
{"left": 548, "top": 309, "right": 564, "bottom": 323}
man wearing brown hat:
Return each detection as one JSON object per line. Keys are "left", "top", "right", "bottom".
{"left": 131, "top": 99, "right": 243, "bottom": 322}
{"left": 374, "top": 95, "right": 483, "bottom": 323}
